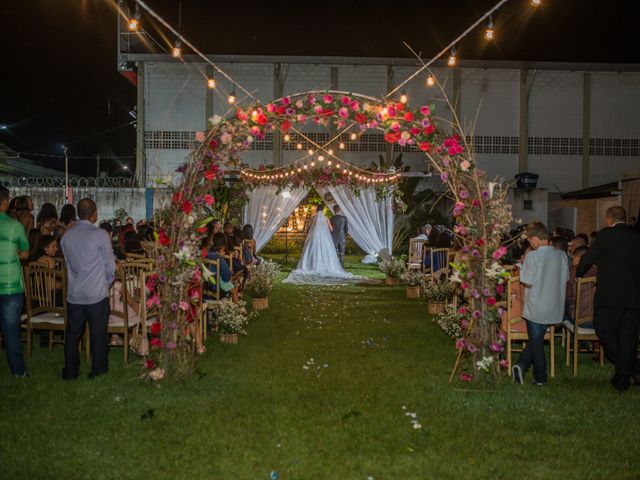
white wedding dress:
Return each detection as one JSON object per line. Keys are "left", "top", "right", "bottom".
{"left": 283, "top": 213, "right": 361, "bottom": 285}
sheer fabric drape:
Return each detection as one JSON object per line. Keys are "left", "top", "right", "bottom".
{"left": 319, "top": 186, "right": 394, "bottom": 263}
{"left": 242, "top": 186, "right": 309, "bottom": 252}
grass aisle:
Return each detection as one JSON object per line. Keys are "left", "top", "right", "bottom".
{"left": 1, "top": 256, "right": 639, "bottom": 479}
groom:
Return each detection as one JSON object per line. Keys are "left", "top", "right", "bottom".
{"left": 330, "top": 205, "right": 348, "bottom": 267}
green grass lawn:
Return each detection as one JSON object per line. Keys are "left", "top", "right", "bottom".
{"left": 1, "top": 255, "right": 639, "bottom": 479}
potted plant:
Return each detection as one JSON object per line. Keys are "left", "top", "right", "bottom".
{"left": 245, "top": 260, "right": 281, "bottom": 310}
{"left": 422, "top": 279, "right": 452, "bottom": 315}
{"left": 216, "top": 298, "right": 251, "bottom": 344}
{"left": 432, "top": 305, "right": 464, "bottom": 339}
{"left": 379, "top": 257, "right": 406, "bottom": 286}
{"left": 401, "top": 270, "right": 424, "bottom": 299}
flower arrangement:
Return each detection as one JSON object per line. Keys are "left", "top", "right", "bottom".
{"left": 379, "top": 257, "right": 406, "bottom": 279}
{"left": 401, "top": 269, "right": 424, "bottom": 287}
{"left": 245, "top": 260, "right": 281, "bottom": 299}
{"left": 433, "top": 305, "right": 465, "bottom": 339}
{"left": 216, "top": 299, "right": 252, "bottom": 335}
{"left": 422, "top": 280, "right": 452, "bottom": 301}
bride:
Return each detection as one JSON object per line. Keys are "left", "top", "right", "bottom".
{"left": 283, "top": 205, "right": 360, "bottom": 285}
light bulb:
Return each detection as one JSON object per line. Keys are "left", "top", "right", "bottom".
{"left": 327, "top": 160, "right": 332, "bottom": 166}
{"left": 128, "top": 18, "right": 140, "bottom": 31}
{"left": 172, "top": 39, "right": 182, "bottom": 58}
{"left": 297, "top": 168, "right": 302, "bottom": 172}
{"left": 318, "top": 155, "right": 324, "bottom": 162}
{"left": 448, "top": 48, "right": 457, "bottom": 67}
{"left": 310, "top": 161, "right": 316, "bottom": 167}
{"left": 207, "top": 77, "right": 216, "bottom": 89}
{"left": 339, "top": 142, "right": 345, "bottom": 150}
{"left": 426, "top": 76, "right": 436, "bottom": 87}
{"left": 303, "top": 165, "right": 308, "bottom": 170}
{"left": 228, "top": 91, "right": 236, "bottom": 104}
{"left": 530, "top": 0, "right": 541, "bottom": 5}
{"left": 283, "top": 133, "right": 291, "bottom": 142}
{"left": 296, "top": 143, "right": 303, "bottom": 150}
{"left": 328, "top": 149, "right": 333, "bottom": 155}
{"left": 350, "top": 132, "right": 357, "bottom": 141}
{"left": 484, "top": 17, "right": 495, "bottom": 41}
{"left": 400, "top": 92, "right": 408, "bottom": 104}
{"left": 308, "top": 149, "right": 313, "bottom": 155}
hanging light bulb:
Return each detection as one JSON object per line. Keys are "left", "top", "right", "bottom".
{"left": 350, "top": 132, "right": 357, "bottom": 141}
{"left": 339, "top": 142, "right": 345, "bottom": 150}
{"left": 448, "top": 47, "right": 457, "bottom": 67}
{"left": 172, "top": 39, "right": 182, "bottom": 58}
{"left": 318, "top": 155, "right": 325, "bottom": 162}
{"left": 207, "top": 77, "right": 216, "bottom": 89}
{"left": 307, "top": 149, "right": 313, "bottom": 155}
{"left": 228, "top": 90, "right": 237, "bottom": 104}
{"left": 484, "top": 16, "right": 495, "bottom": 41}
{"left": 296, "top": 143, "right": 303, "bottom": 150}
{"left": 310, "top": 161, "right": 316, "bottom": 167}
{"left": 400, "top": 91, "right": 408, "bottom": 104}
{"left": 283, "top": 133, "right": 291, "bottom": 142}
{"left": 426, "top": 76, "right": 436, "bottom": 87}
{"left": 328, "top": 149, "right": 334, "bottom": 155}
{"left": 530, "top": 0, "right": 541, "bottom": 6}
{"left": 128, "top": 3, "right": 141, "bottom": 31}
{"left": 327, "top": 160, "right": 332, "bottom": 166}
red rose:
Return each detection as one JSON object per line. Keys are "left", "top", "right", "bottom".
{"left": 487, "top": 297, "right": 497, "bottom": 306}
{"left": 182, "top": 201, "right": 193, "bottom": 214}
{"left": 150, "top": 337, "right": 163, "bottom": 349}
{"left": 196, "top": 226, "right": 207, "bottom": 234}
{"left": 276, "top": 105, "right": 286, "bottom": 115}
{"left": 209, "top": 139, "right": 218, "bottom": 150}
{"left": 403, "top": 112, "right": 414, "bottom": 122}
{"left": 257, "top": 113, "right": 268, "bottom": 125}
{"left": 158, "top": 230, "right": 170, "bottom": 246}
{"left": 150, "top": 322, "right": 162, "bottom": 336}
{"left": 423, "top": 125, "right": 435, "bottom": 135}
{"left": 355, "top": 112, "right": 367, "bottom": 124}
{"left": 384, "top": 132, "right": 401, "bottom": 143}
{"left": 172, "top": 191, "right": 182, "bottom": 203}
{"left": 419, "top": 141, "right": 432, "bottom": 152}
{"left": 281, "top": 120, "right": 291, "bottom": 132}
{"left": 396, "top": 102, "right": 405, "bottom": 111}
{"left": 144, "top": 359, "right": 155, "bottom": 369}
{"left": 204, "top": 170, "right": 215, "bottom": 181}
{"left": 235, "top": 109, "right": 247, "bottom": 121}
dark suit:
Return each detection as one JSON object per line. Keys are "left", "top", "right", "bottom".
{"left": 577, "top": 223, "right": 640, "bottom": 389}
{"left": 329, "top": 214, "right": 348, "bottom": 267}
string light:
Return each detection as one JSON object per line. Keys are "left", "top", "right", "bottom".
{"left": 327, "top": 160, "right": 332, "bottom": 166}
{"left": 172, "top": 39, "right": 182, "bottom": 58}
{"left": 207, "top": 77, "right": 216, "bottom": 89}
{"left": 426, "top": 76, "right": 436, "bottom": 87}
{"left": 318, "top": 155, "right": 325, "bottom": 162}
{"left": 400, "top": 91, "right": 408, "bottom": 104}
{"left": 307, "top": 149, "right": 313, "bottom": 155}
{"left": 530, "top": 0, "right": 541, "bottom": 5}
{"left": 283, "top": 133, "right": 291, "bottom": 142}
{"left": 484, "top": 16, "right": 495, "bottom": 40}
{"left": 296, "top": 143, "right": 303, "bottom": 150}
{"left": 228, "top": 88, "right": 236, "bottom": 104}
{"left": 350, "top": 132, "right": 357, "bottom": 141}
{"left": 128, "top": 2, "right": 141, "bottom": 31}
{"left": 448, "top": 47, "right": 457, "bottom": 67}
{"left": 339, "top": 142, "right": 345, "bottom": 150}
{"left": 327, "top": 149, "right": 334, "bottom": 155}
{"left": 310, "top": 161, "right": 316, "bottom": 167}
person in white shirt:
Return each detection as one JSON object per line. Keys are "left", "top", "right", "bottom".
{"left": 512, "top": 222, "right": 569, "bottom": 386}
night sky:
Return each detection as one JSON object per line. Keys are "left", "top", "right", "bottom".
{"left": 1, "top": 0, "right": 637, "bottom": 175}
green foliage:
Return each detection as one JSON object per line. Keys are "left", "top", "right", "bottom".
{"left": 112, "top": 207, "right": 129, "bottom": 223}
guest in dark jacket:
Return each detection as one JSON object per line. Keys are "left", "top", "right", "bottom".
{"left": 577, "top": 206, "right": 640, "bottom": 391}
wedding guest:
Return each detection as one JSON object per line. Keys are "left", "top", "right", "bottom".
{"left": 231, "top": 228, "right": 249, "bottom": 287}
{"left": 512, "top": 222, "right": 569, "bottom": 386}
{"left": 12, "top": 195, "right": 33, "bottom": 219}
{"left": 125, "top": 217, "right": 134, "bottom": 227}
{"left": 242, "top": 224, "right": 259, "bottom": 265}
{"left": 568, "top": 236, "right": 586, "bottom": 256}
{"left": 36, "top": 203, "right": 58, "bottom": 227}
{"left": 118, "top": 224, "right": 135, "bottom": 248}
{"left": 124, "top": 231, "right": 145, "bottom": 256}
{"left": 61, "top": 198, "right": 116, "bottom": 380}
{"left": 550, "top": 236, "right": 568, "bottom": 254}
{"left": 589, "top": 231, "right": 598, "bottom": 245}
{"left": 27, "top": 228, "right": 42, "bottom": 262}
{"left": 29, "top": 235, "right": 59, "bottom": 268}
{"left": 577, "top": 206, "right": 640, "bottom": 391}
{"left": 223, "top": 221, "right": 234, "bottom": 252}
{"left": 575, "top": 232, "right": 590, "bottom": 246}
{"left": 0, "top": 187, "right": 29, "bottom": 377}
{"left": 59, "top": 204, "right": 77, "bottom": 228}
{"left": 566, "top": 246, "right": 597, "bottom": 324}
{"left": 206, "top": 232, "right": 239, "bottom": 303}
{"left": 108, "top": 279, "right": 140, "bottom": 346}
{"left": 17, "top": 211, "right": 34, "bottom": 232}
{"left": 414, "top": 226, "right": 428, "bottom": 241}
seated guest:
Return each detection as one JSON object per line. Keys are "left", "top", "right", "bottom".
{"left": 414, "top": 226, "right": 428, "bottom": 241}
{"left": 29, "top": 235, "right": 59, "bottom": 269}
{"left": 125, "top": 217, "right": 134, "bottom": 227}
{"left": 118, "top": 224, "right": 135, "bottom": 249}
{"left": 36, "top": 203, "right": 58, "bottom": 226}
{"left": 108, "top": 278, "right": 140, "bottom": 346}
{"left": 589, "top": 231, "right": 598, "bottom": 245}
{"left": 575, "top": 232, "right": 590, "bottom": 247}
{"left": 568, "top": 236, "right": 586, "bottom": 256}
{"left": 231, "top": 228, "right": 249, "bottom": 286}
{"left": 205, "top": 232, "right": 239, "bottom": 303}
{"left": 13, "top": 195, "right": 33, "bottom": 218}
{"left": 242, "top": 224, "right": 259, "bottom": 266}
{"left": 59, "top": 204, "right": 77, "bottom": 228}
{"left": 124, "top": 231, "right": 145, "bottom": 256}
{"left": 566, "top": 246, "right": 597, "bottom": 325}
{"left": 99, "top": 221, "right": 113, "bottom": 236}
{"left": 17, "top": 211, "right": 34, "bottom": 232}
{"left": 27, "top": 228, "right": 42, "bottom": 263}
{"left": 550, "top": 236, "right": 568, "bottom": 254}
{"left": 223, "top": 221, "right": 234, "bottom": 252}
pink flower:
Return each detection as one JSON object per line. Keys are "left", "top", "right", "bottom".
{"left": 281, "top": 96, "right": 291, "bottom": 105}
{"left": 421, "top": 117, "right": 431, "bottom": 128}
{"left": 179, "top": 301, "right": 189, "bottom": 311}
{"left": 460, "top": 372, "right": 474, "bottom": 382}
{"left": 498, "top": 332, "right": 507, "bottom": 342}
{"left": 420, "top": 105, "right": 431, "bottom": 116}
{"left": 454, "top": 201, "right": 465, "bottom": 211}
{"left": 195, "top": 131, "right": 205, "bottom": 142}
{"left": 387, "top": 106, "right": 397, "bottom": 117}
{"left": 461, "top": 282, "right": 469, "bottom": 290}
{"left": 314, "top": 105, "right": 323, "bottom": 114}
{"left": 472, "top": 310, "right": 482, "bottom": 319}
{"left": 250, "top": 126, "right": 260, "bottom": 136}
{"left": 341, "top": 95, "right": 351, "bottom": 105}
{"left": 460, "top": 319, "right": 469, "bottom": 329}
{"left": 455, "top": 338, "right": 467, "bottom": 350}
{"left": 471, "top": 199, "right": 481, "bottom": 208}
{"left": 492, "top": 246, "right": 508, "bottom": 261}
{"left": 146, "top": 295, "right": 160, "bottom": 308}
{"left": 266, "top": 104, "right": 276, "bottom": 113}
{"left": 350, "top": 100, "right": 360, "bottom": 111}
{"left": 411, "top": 127, "right": 421, "bottom": 135}
{"left": 486, "top": 297, "right": 497, "bottom": 306}
{"left": 338, "top": 107, "right": 349, "bottom": 118}
{"left": 204, "top": 194, "right": 214, "bottom": 206}
{"left": 460, "top": 160, "right": 471, "bottom": 171}
{"left": 442, "top": 157, "right": 451, "bottom": 167}
{"left": 470, "top": 289, "right": 480, "bottom": 299}
{"left": 297, "top": 114, "right": 307, "bottom": 123}
{"left": 466, "top": 271, "right": 474, "bottom": 280}
{"left": 467, "top": 343, "right": 477, "bottom": 353}
{"left": 483, "top": 288, "right": 491, "bottom": 297}
{"left": 499, "top": 360, "right": 509, "bottom": 369}
{"left": 295, "top": 99, "right": 304, "bottom": 109}
{"left": 322, "top": 94, "right": 333, "bottom": 104}
{"left": 460, "top": 190, "right": 469, "bottom": 199}
{"left": 490, "top": 342, "right": 503, "bottom": 352}
{"left": 458, "top": 307, "right": 467, "bottom": 314}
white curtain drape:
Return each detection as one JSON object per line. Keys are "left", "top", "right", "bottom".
{"left": 320, "top": 186, "right": 394, "bottom": 263}
{"left": 243, "top": 185, "right": 309, "bottom": 252}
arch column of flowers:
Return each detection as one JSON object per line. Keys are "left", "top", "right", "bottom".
{"left": 146, "top": 90, "right": 512, "bottom": 383}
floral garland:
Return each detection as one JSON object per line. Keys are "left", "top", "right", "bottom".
{"left": 146, "top": 89, "right": 512, "bottom": 384}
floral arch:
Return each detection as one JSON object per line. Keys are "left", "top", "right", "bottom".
{"left": 147, "top": 90, "right": 513, "bottom": 383}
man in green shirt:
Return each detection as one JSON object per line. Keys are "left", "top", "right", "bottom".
{"left": 0, "top": 186, "right": 29, "bottom": 376}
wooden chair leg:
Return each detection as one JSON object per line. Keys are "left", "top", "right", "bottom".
{"left": 599, "top": 345, "right": 604, "bottom": 367}
{"left": 124, "top": 329, "right": 129, "bottom": 365}
{"left": 565, "top": 330, "right": 571, "bottom": 366}
{"left": 549, "top": 326, "right": 555, "bottom": 378}
{"left": 507, "top": 339, "right": 512, "bottom": 371}
{"left": 49, "top": 330, "right": 53, "bottom": 352}
{"left": 573, "top": 332, "right": 579, "bottom": 376}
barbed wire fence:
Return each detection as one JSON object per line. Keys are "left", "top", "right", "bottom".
{"left": 0, "top": 176, "right": 136, "bottom": 188}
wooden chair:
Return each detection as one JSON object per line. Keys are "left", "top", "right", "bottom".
{"left": 563, "top": 276, "right": 604, "bottom": 376}
{"left": 23, "top": 263, "right": 67, "bottom": 357}
{"left": 121, "top": 261, "right": 154, "bottom": 300}
{"left": 226, "top": 252, "right": 235, "bottom": 274}
{"left": 233, "top": 245, "right": 244, "bottom": 264}
{"left": 141, "top": 241, "right": 160, "bottom": 260}
{"left": 243, "top": 239, "right": 256, "bottom": 259}
{"left": 424, "top": 247, "right": 450, "bottom": 281}
{"left": 503, "top": 274, "right": 556, "bottom": 377}
{"left": 125, "top": 252, "right": 147, "bottom": 261}
{"left": 106, "top": 269, "right": 144, "bottom": 364}
{"left": 202, "top": 258, "right": 222, "bottom": 334}
{"left": 407, "top": 238, "right": 427, "bottom": 271}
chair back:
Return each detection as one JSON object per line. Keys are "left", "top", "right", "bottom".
{"left": 233, "top": 245, "right": 244, "bottom": 263}
{"left": 24, "top": 263, "right": 66, "bottom": 316}
{"left": 430, "top": 248, "right": 451, "bottom": 281}
{"left": 53, "top": 257, "right": 66, "bottom": 271}
{"left": 243, "top": 239, "right": 256, "bottom": 257}
{"left": 408, "top": 238, "right": 427, "bottom": 269}
{"left": 574, "top": 276, "right": 596, "bottom": 327}
{"left": 203, "top": 258, "right": 222, "bottom": 301}
{"left": 506, "top": 275, "right": 524, "bottom": 323}
{"left": 121, "top": 261, "right": 154, "bottom": 301}
{"left": 226, "top": 253, "right": 235, "bottom": 274}
{"left": 108, "top": 269, "right": 129, "bottom": 328}
{"left": 126, "top": 252, "right": 146, "bottom": 261}
{"left": 141, "top": 241, "right": 160, "bottom": 260}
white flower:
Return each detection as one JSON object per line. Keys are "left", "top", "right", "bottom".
{"left": 363, "top": 103, "right": 371, "bottom": 112}
{"left": 476, "top": 355, "right": 495, "bottom": 371}
{"left": 209, "top": 114, "right": 222, "bottom": 125}
{"left": 247, "top": 135, "right": 254, "bottom": 144}
{"left": 449, "top": 269, "right": 462, "bottom": 284}
{"left": 401, "top": 131, "right": 411, "bottom": 141}
{"left": 489, "top": 181, "right": 497, "bottom": 198}
{"left": 485, "top": 261, "right": 506, "bottom": 279}
{"left": 173, "top": 245, "right": 193, "bottom": 263}
{"left": 412, "top": 423, "right": 422, "bottom": 429}
{"left": 187, "top": 215, "right": 195, "bottom": 225}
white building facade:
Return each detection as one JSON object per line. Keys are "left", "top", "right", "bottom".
{"left": 129, "top": 54, "right": 640, "bottom": 197}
